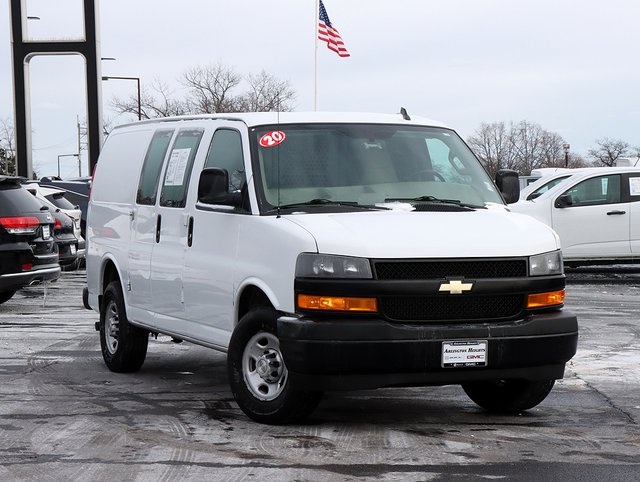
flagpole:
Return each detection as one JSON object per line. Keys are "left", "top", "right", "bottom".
{"left": 314, "top": 0, "right": 319, "bottom": 111}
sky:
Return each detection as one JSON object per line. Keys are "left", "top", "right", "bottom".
{"left": 1, "top": 0, "right": 639, "bottom": 178}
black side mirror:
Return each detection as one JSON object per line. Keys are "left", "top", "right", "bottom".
{"left": 554, "top": 194, "right": 572, "bottom": 208}
{"left": 495, "top": 169, "right": 520, "bottom": 204}
{"left": 197, "top": 168, "right": 241, "bottom": 207}
{"left": 527, "top": 192, "right": 542, "bottom": 201}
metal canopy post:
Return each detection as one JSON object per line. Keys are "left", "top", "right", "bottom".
{"left": 10, "top": 0, "right": 103, "bottom": 178}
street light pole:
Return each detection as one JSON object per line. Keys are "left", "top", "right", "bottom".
{"left": 101, "top": 76, "right": 142, "bottom": 120}
{"left": 57, "top": 153, "right": 79, "bottom": 178}
{"left": 563, "top": 144, "right": 571, "bottom": 168}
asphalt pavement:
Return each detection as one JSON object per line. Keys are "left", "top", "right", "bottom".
{"left": 0, "top": 269, "right": 639, "bottom": 481}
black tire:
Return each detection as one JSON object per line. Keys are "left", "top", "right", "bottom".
{"left": 99, "top": 280, "right": 148, "bottom": 373}
{"left": 0, "top": 290, "right": 16, "bottom": 304}
{"left": 462, "top": 379, "right": 556, "bottom": 414}
{"left": 227, "top": 308, "right": 322, "bottom": 424}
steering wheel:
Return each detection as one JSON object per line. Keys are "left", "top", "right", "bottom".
{"left": 410, "top": 169, "right": 446, "bottom": 182}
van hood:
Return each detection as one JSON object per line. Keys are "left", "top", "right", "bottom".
{"left": 283, "top": 208, "right": 560, "bottom": 258}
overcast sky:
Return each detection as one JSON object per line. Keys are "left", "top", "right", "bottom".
{"left": 1, "top": 0, "right": 639, "bottom": 178}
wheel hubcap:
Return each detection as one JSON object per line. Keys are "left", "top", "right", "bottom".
{"left": 104, "top": 300, "right": 120, "bottom": 355}
{"left": 242, "top": 332, "right": 288, "bottom": 401}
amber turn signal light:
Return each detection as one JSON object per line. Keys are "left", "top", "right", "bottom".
{"left": 297, "top": 294, "right": 378, "bottom": 312}
{"left": 527, "top": 290, "right": 565, "bottom": 308}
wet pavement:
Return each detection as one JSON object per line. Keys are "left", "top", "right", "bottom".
{"left": 0, "top": 269, "right": 639, "bottom": 481}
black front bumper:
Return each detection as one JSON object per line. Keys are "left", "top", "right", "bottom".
{"left": 278, "top": 311, "right": 578, "bottom": 390}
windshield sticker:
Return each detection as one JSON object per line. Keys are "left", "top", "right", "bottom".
{"left": 165, "top": 148, "right": 191, "bottom": 186}
{"left": 259, "top": 131, "right": 286, "bottom": 148}
{"left": 630, "top": 177, "right": 640, "bottom": 196}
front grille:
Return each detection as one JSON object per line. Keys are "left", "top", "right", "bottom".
{"left": 372, "top": 258, "right": 528, "bottom": 323}
{"left": 381, "top": 294, "right": 524, "bottom": 322}
{"left": 374, "top": 259, "right": 527, "bottom": 280}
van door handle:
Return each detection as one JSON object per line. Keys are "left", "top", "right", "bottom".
{"left": 187, "top": 216, "right": 194, "bottom": 247}
{"left": 606, "top": 210, "right": 626, "bottom": 215}
{"left": 155, "top": 214, "right": 162, "bottom": 243}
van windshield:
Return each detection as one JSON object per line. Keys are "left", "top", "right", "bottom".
{"left": 251, "top": 123, "right": 502, "bottom": 212}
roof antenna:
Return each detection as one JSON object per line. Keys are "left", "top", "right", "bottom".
{"left": 400, "top": 107, "right": 411, "bottom": 121}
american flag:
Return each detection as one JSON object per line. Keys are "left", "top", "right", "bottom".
{"left": 318, "top": 0, "right": 350, "bottom": 58}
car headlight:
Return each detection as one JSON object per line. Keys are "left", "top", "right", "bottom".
{"left": 295, "top": 253, "right": 373, "bottom": 278}
{"left": 529, "top": 250, "right": 563, "bottom": 276}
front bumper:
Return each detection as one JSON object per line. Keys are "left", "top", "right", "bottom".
{"left": 278, "top": 311, "right": 578, "bottom": 390}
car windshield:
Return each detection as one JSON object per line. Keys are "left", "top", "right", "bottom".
{"left": 527, "top": 175, "right": 572, "bottom": 199}
{"left": 251, "top": 123, "right": 502, "bottom": 212}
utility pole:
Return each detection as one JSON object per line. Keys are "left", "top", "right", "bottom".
{"left": 77, "top": 116, "right": 82, "bottom": 177}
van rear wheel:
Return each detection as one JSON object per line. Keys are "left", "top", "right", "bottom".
{"left": 227, "top": 308, "right": 322, "bottom": 424}
{"left": 99, "top": 281, "right": 148, "bottom": 373}
{"left": 462, "top": 379, "right": 555, "bottom": 414}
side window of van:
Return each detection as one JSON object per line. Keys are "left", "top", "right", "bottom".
{"left": 204, "top": 129, "right": 246, "bottom": 191}
{"left": 136, "top": 129, "right": 174, "bottom": 205}
{"left": 160, "top": 129, "right": 204, "bottom": 208}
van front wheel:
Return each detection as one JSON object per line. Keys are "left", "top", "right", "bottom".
{"left": 462, "top": 379, "right": 555, "bottom": 414}
{"left": 227, "top": 308, "right": 322, "bottom": 424}
{"left": 99, "top": 281, "right": 148, "bottom": 373}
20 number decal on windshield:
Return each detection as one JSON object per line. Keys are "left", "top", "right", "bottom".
{"left": 259, "top": 131, "right": 286, "bottom": 148}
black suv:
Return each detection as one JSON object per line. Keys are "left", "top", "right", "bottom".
{"left": 0, "top": 177, "right": 60, "bottom": 304}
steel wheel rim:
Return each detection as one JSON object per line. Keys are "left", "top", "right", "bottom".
{"left": 104, "top": 300, "right": 120, "bottom": 355}
{"left": 242, "top": 332, "right": 288, "bottom": 401}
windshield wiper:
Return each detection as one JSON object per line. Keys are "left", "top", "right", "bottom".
{"left": 384, "top": 195, "right": 484, "bottom": 209}
{"left": 277, "top": 198, "right": 389, "bottom": 210}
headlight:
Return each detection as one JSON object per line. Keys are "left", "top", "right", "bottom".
{"left": 529, "top": 250, "right": 563, "bottom": 276}
{"left": 295, "top": 253, "right": 373, "bottom": 278}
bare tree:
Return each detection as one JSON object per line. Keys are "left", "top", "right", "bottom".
{"left": 109, "top": 62, "right": 296, "bottom": 119}
{"left": 510, "top": 121, "right": 566, "bottom": 174}
{"left": 0, "top": 118, "right": 16, "bottom": 175}
{"left": 237, "top": 70, "right": 296, "bottom": 112}
{"left": 587, "top": 138, "right": 630, "bottom": 166}
{"left": 182, "top": 63, "right": 242, "bottom": 113}
{"left": 466, "top": 122, "right": 518, "bottom": 176}
{"left": 467, "top": 120, "right": 569, "bottom": 177}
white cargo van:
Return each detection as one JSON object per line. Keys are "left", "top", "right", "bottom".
{"left": 84, "top": 112, "right": 578, "bottom": 424}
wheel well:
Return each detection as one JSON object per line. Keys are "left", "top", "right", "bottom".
{"left": 101, "top": 260, "right": 120, "bottom": 297}
{"left": 237, "top": 286, "right": 273, "bottom": 322}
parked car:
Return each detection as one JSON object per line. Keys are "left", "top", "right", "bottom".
{"left": 39, "top": 177, "right": 91, "bottom": 239}
{"left": 85, "top": 112, "right": 577, "bottom": 424}
{"left": 0, "top": 176, "right": 60, "bottom": 304}
{"left": 510, "top": 167, "right": 640, "bottom": 266}
{"left": 24, "top": 183, "right": 85, "bottom": 264}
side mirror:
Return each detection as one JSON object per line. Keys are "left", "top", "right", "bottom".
{"left": 495, "top": 169, "right": 520, "bottom": 204}
{"left": 197, "top": 168, "right": 241, "bottom": 207}
{"left": 554, "top": 194, "right": 572, "bottom": 208}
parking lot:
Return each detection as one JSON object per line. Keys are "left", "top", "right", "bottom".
{"left": 0, "top": 269, "right": 639, "bottom": 481}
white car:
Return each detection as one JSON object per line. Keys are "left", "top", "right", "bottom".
{"left": 510, "top": 167, "right": 640, "bottom": 265}
{"left": 24, "top": 183, "right": 85, "bottom": 262}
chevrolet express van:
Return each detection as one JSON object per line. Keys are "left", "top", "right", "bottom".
{"left": 85, "top": 112, "right": 578, "bottom": 424}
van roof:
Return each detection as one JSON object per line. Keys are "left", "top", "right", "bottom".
{"left": 109, "top": 111, "right": 450, "bottom": 131}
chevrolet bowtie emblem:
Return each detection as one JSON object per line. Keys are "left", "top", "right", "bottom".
{"left": 439, "top": 280, "right": 473, "bottom": 294}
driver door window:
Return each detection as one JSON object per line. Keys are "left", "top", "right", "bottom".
{"left": 561, "top": 175, "right": 621, "bottom": 206}
{"left": 204, "top": 129, "right": 245, "bottom": 191}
